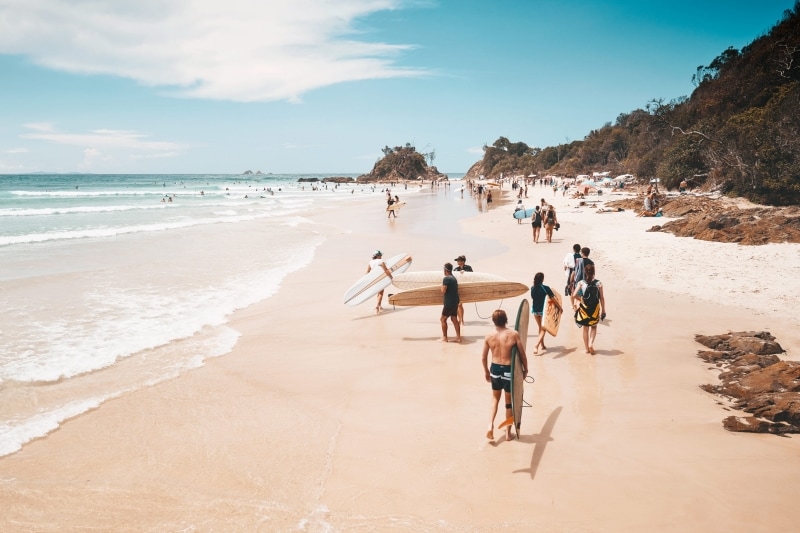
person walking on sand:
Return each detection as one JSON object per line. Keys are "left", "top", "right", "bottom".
{"left": 366, "top": 250, "right": 393, "bottom": 313}
{"left": 544, "top": 204, "right": 558, "bottom": 243}
{"left": 482, "top": 309, "right": 528, "bottom": 441}
{"left": 530, "top": 272, "right": 562, "bottom": 355}
{"left": 453, "top": 255, "right": 473, "bottom": 325}
{"left": 440, "top": 262, "right": 461, "bottom": 342}
{"left": 571, "top": 246, "right": 594, "bottom": 286}
{"left": 531, "top": 205, "right": 543, "bottom": 243}
{"left": 563, "top": 243, "right": 581, "bottom": 295}
{"left": 571, "top": 263, "right": 606, "bottom": 355}
{"left": 514, "top": 199, "right": 525, "bottom": 224}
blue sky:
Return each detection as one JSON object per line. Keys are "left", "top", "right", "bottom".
{"left": 0, "top": 0, "right": 793, "bottom": 174}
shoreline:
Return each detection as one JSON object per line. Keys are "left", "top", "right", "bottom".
{"left": 2, "top": 184, "right": 799, "bottom": 531}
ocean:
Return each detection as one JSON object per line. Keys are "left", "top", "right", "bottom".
{"left": 0, "top": 173, "right": 409, "bottom": 457}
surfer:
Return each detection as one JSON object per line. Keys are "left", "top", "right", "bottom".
{"left": 531, "top": 272, "right": 562, "bottom": 355}
{"left": 482, "top": 309, "right": 528, "bottom": 441}
{"left": 440, "top": 263, "right": 461, "bottom": 342}
{"left": 366, "top": 250, "right": 393, "bottom": 313}
{"left": 453, "top": 255, "right": 473, "bottom": 325}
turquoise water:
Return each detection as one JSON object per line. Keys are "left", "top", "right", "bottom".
{"left": 0, "top": 173, "right": 393, "bottom": 456}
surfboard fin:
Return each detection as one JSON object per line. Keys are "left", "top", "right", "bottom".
{"left": 497, "top": 416, "right": 515, "bottom": 429}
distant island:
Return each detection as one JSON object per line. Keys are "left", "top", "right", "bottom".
{"left": 242, "top": 170, "right": 264, "bottom": 175}
{"left": 356, "top": 144, "right": 446, "bottom": 183}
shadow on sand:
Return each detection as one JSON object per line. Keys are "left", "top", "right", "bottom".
{"left": 512, "top": 406, "right": 563, "bottom": 480}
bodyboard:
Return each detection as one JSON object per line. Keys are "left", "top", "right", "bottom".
{"left": 542, "top": 291, "right": 563, "bottom": 336}
{"left": 343, "top": 253, "right": 412, "bottom": 306}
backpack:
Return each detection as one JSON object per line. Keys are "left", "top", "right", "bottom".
{"left": 532, "top": 211, "right": 541, "bottom": 224}
{"left": 574, "top": 279, "right": 601, "bottom": 326}
{"left": 582, "top": 280, "right": 599, "bottom": 310}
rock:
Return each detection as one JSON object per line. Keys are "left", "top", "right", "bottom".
{"left": 696, "top": 331, "right": 799, "bottom": 434}
{"left": 607, "top": 196, "right": 800, "bottom": 244}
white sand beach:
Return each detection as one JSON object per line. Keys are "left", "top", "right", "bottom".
{"left": 2, "top": 183, "right": 799, "bottom": 532}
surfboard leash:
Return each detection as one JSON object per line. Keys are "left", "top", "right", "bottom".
{"left": 473, "top": 299, "right": 505, "bottom": 319}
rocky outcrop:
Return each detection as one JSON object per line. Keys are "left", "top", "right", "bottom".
{"left": 296, "top": 177, "right": 354, "bottom": 183}
{"left": 695, "top": 331, "right": 800, "bottom": 434}
{"left": 607, "top": 195, "right": 800, "bottom": 244}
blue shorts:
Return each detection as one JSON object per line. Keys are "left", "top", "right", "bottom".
{"left": 490, "top": 363, "right": 511, "bottom": 392}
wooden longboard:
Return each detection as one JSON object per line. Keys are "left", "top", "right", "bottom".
{"left": 387, "top": 281, "right": 528, "bottom": 306}
{"left": 542, "top": 291, "right": 562, "bottom": 336}
{"left": 391, "top": 271, "right": 504, "bottom": 290}
{"left": 343, "top": 253, "right": 412, "bottom": 306}
{"left": 510, "top": 299, "right": 529, "bottom": 438}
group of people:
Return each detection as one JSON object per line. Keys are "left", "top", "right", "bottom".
{"left": 518, "top": 198, "right": 559, "bottom": 243}
{"left": 562, "top": 244, "right": 606, "bottom": 354}
{"left": 366, "top": 243, "right": 606, "bottom": 443}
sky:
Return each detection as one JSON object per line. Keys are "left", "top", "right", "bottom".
{"left": 0, "top": 0, "right": 794, "bottom": 174}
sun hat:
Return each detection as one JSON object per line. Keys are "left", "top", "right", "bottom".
{"left": 454, "top": 255, "right": 466, "bottom": 262}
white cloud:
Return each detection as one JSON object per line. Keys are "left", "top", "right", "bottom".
{"left": 78, "top": 147, "right": 111, "bottom": 171}
{"left": 22, "top": 125, "right": 183, "bottom": 152}
{"left": 4, "top": 147, "right": 28, "bottom": 154}
{"left": 466, "top": 146, "right": 484, "bottom": 155}
{"left": 0, "top": 0, "right": 427, "bottom": 102}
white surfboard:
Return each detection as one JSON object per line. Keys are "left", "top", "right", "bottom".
{"left": 391, "top": 270, "right": 505, "bottom": 290}
{"left": 343, "top": 253, "right": 412, "bottom": 306}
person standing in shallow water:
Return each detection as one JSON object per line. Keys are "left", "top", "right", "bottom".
{"left": 440, "top": 262, "right": 461, "bottom": 342}
{"left": 482, "top": 309, "right": 528, "bottom": 441}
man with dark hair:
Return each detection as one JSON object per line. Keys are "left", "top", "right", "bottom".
{"left": 572, "top": 246, "right": 595, "bottom": 285}
{"left": 563, "top": 243, "right": 581, "bottom": 295}
{"left": 454, "top": 255, "right": 472, "bottom": 325}
{"left": 440, "top": 262, "right": 461, "bottom": 343}
{"left": 481, "top": 309, "right": 528, "bottom": 441}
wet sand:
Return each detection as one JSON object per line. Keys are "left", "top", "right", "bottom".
{"left": 2, "top": 184, "right": 799, "bottom": 532}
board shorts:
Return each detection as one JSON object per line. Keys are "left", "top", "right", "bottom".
{"left": 490, "top": 363, "right": 512, "bottom": 392}
{"left": 442, "top": 304, "right": 458, "bottom": 317}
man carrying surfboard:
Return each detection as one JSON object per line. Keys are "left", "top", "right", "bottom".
{"left": 440, "top": 262, "right": 461, "bottom": 342}
{"left": 482, "top": 309, "right": 528, "bottom": 441}
{"left": 366, "top": 251, "right": 393, "bottom": 313}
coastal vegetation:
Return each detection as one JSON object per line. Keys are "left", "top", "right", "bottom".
{"left": 467, "top": 1, "right": 800, "bottom": 206}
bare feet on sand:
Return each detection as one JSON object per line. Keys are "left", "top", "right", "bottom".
{"left": 486, "top": 429, "right": 494, "bottom": 440}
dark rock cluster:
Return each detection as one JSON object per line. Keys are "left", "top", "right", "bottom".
{"left": 695, "top": 331, "right": 800, "bottom": 434}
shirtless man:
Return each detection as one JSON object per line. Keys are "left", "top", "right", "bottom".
{"left": 481, "top": 309, "right": 528, "bottom": 441}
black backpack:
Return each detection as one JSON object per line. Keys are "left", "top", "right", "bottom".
{"left": 582, "top": 280, "right": 600, "bottom": 310}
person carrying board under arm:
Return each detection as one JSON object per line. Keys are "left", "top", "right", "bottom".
{"left": 366, "top": 250, "right": 393, "bottom": 313}
{"left": 482, "top": 309, "right": 528, "bottom": 441}
{"left": 440, "top": 262, "right": 461, "bottom": 343}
